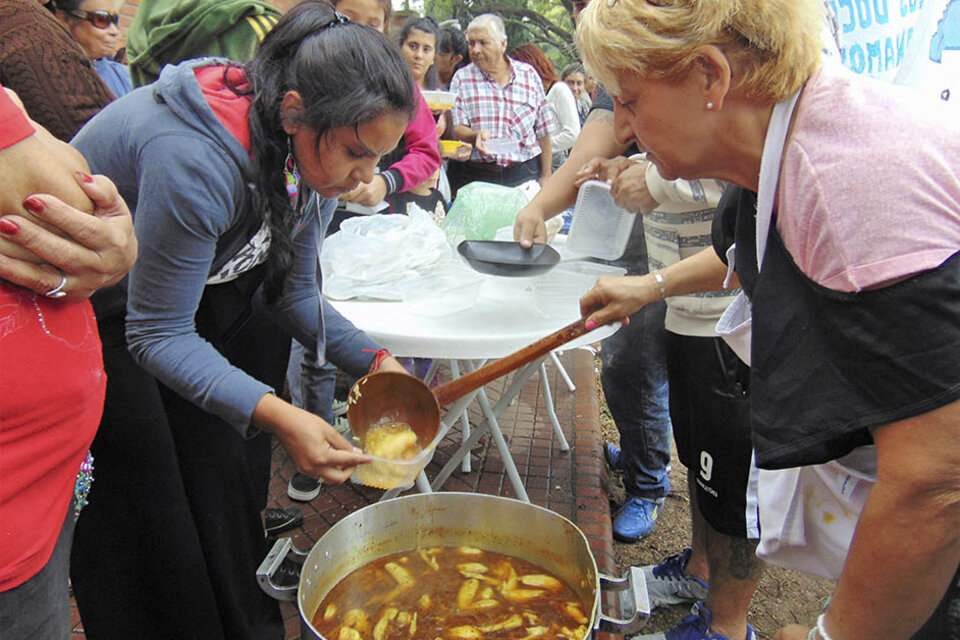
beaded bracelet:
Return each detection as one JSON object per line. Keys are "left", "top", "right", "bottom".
{"left": 651, "top": 269, "right": 666, "bottom": 300}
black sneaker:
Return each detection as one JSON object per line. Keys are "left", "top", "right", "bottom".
{"left": 273, "top": 555, "right": 302, "bottom": 588}
{"left": 263, "top": 507, "right": 303, "bottom": 537}
{"left": 287, "top": 473, "right": 322, "bottom": 502}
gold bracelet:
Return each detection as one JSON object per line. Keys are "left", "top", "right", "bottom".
{"left": 651, "top": 269, "right": 666, "bottom": 301}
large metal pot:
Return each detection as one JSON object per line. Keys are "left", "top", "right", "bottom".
{"left": 258, "top": 493, "right": 649, "bottom": 640}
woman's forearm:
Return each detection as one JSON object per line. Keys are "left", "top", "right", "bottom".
{"left": 824, "top": 400, "right": 960, "bottom": 640}
{"left": 581, "top": 247, "right": 731, "bottom": 327}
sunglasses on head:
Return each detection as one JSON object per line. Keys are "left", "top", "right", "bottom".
{"left": 68, "top": 8, "right": 120, "bottom": 29}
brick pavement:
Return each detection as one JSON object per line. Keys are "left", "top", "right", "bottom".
{"left": 69, "top": 347, "right": 616, "bottom": 639}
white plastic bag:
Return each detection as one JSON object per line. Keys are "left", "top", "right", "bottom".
{"left": 321, "top": 206, "right": 452, "bottom": 300}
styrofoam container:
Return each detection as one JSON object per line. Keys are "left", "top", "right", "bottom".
{"left": 567, "top": 180, "right": 635, "bottom": 260}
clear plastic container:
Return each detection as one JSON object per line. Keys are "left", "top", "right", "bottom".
{"left": 567, "top": 180, "right": 635, "bottom": 260}
{"left": 422, "top": 90, "right": 457, "bottom": 111}
{"left": 534, "top": 260, "right": 628, "bottom": 297}
{"left": 484, "top": 137, "right": 521, "bottom": 156}
{"left": 348, "top": 424, "right": 445, "bottom": 490}
{"left": 401, "top": 271, "right": 483, "bottom": 317}
{"left": 532, "top": 280, "right": 583, "bottom": 318}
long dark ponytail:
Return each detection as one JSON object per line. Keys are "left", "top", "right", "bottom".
{"left": 238, "top": 0, "right": 415, "bottom": 303}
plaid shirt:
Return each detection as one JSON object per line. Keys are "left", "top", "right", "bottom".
{"left": 450, "top": 58, "right": 556, "bottom": 167}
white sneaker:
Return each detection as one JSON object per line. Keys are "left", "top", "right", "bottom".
{"left": 287, "top": 473, "right": 322, "bottom": 501}
{"left": 641, "top": 547, "right": 709, "bottom": 609}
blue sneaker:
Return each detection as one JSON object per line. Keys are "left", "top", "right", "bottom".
{"left": 642, "top": 547, "right": 710, "bottom": 609}
{"left": 612, "top": 497, "right": 659, "bottom": 542}
{"left": 631, "top": 602, "right": 756, "bottom": 640}
{"left": 604, "top": 442, "right": 622, "bottom": 472}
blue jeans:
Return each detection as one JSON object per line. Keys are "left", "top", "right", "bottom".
{"left": 598, "top": 217, "right": 672, "bottom": 503}
{"left": 286, "top": 340, "right": 336, "bottom": 423}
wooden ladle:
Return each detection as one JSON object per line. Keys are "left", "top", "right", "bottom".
{"left": 346, "top": 318, "right": 601, "bottom": 452}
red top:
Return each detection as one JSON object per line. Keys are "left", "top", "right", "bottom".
{"left": 0, "top": 285, "right": 105, "bottom": 589}
{"left": 0, "top": 87, "right": 35, "bottom": 148}
{"left": 0, "top": 82, "right": 106, "bottom": 590}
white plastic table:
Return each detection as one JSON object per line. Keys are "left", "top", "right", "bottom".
{"left": 328, "top": 279, "right": 619, "bottom": 501}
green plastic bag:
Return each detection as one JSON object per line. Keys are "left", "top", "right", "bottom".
{"left": 440, "top": 182, "right": 530, "bottom": 246}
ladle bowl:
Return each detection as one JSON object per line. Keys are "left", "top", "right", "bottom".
{"left": 347, "top": 318, "right": 601, "bottom": 488}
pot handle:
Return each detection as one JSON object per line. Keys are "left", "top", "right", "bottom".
{"left": 257, "top": 537, "right": 307, "bottom": 602}
{"left": 595, "top": 566, "right": 651, "bottom": 635}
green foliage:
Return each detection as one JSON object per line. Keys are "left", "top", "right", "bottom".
{"left": 423, "top": 0, "right": 579, "bottom": 68}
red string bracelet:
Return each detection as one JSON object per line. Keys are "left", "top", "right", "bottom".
{"left": 363, "top": 348, "right": 392, "bottom": 373}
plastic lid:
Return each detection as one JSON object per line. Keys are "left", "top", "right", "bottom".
{"left": 567, "top": 180, "right": 634, "bottom": 260}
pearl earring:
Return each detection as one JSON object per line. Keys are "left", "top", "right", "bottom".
{"left": 706, "top": 101, "right": 714, "bottom": 110}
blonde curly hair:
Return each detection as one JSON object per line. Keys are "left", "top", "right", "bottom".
{"left": 576, "top": 0, "right": 824, "bottom": 103}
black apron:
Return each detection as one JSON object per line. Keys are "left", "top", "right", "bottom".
{"left": 715, "top": 186, "right": 960, "bottom": 470}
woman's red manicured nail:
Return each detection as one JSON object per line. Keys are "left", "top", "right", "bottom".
{"left": 76, "top": 171, "right": 94, "bottom": 183}
{"left": 22, "top": 197, "right": 44, "bottom": 215}
{"left": 0, "top": 219, "right": 20, "bottom": 234}
{"left": 585, "top": 320, "right": 596, "bottom": 330}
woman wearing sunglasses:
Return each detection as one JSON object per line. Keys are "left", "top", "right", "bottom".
{"left": 52, "top": 0, "right": 132, "bottom": 98}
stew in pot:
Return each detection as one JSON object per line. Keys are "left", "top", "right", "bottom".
{"left": 313, "top": 546, "right": 589, "bottom": 640}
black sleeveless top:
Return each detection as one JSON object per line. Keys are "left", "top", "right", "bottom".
{"left": 713, "top": 186, "right": 960, "bottom": 469}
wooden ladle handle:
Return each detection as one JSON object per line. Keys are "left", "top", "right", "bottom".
{"left": 432, "top": 318, "right": 593, "bottom": 407}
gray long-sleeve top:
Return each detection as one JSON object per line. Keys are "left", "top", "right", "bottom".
{"left": 73, "top": 59, "right": 380, "bottom": 436}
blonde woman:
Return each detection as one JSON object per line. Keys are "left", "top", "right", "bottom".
{"left": 571, "top": 1, "right": 960, "bottom": 639}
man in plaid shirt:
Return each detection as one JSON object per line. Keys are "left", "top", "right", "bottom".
{"left": 449, "top": 13, "right": 555, "bottom": 195}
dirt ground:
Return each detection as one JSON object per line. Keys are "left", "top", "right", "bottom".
{"left": 595, "top": 361, "right": 834, "bottom": 640}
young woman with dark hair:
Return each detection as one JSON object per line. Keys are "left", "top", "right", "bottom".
{"left": 329, "top": 0, "right": 440, "bottom": 210}
{"left": 398, "top": 16, "right": 440, "bottom": 90}
{"left": 67, "top": 3, "right": 414, "bottom": 639}
{"left": 285, "top": 0, "right": 442, "bottom": 502}
{"left": 436, "top": 25, "right": 469, "bottom": 88}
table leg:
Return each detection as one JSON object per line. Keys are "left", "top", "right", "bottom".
{"left": 423, "top": 358, "right": 441, "bottom": 385}
{"left": 540, "top": 361, "right": 570, "bottom": 452}
{"left": 448, "top": 359, "right": 472, "bottom": 474}
{"left": 473, "top": 386, "right": 530, "bottom": 503}
{"left": 550, "top": 351, "right": 576, "bottom": 392}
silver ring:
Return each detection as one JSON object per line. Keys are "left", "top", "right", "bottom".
{"left": 44, "top": 273, "right": 67, "bottom": 299}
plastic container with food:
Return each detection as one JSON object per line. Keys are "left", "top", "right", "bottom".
{"left": 422, "top": 90, "right": 457, "bottom": 111}
{"left": 439, "top": 139, "right": 465, "bottom": 155}
{"left": 348, "top": 422, "right": 445, "bottom": 490}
